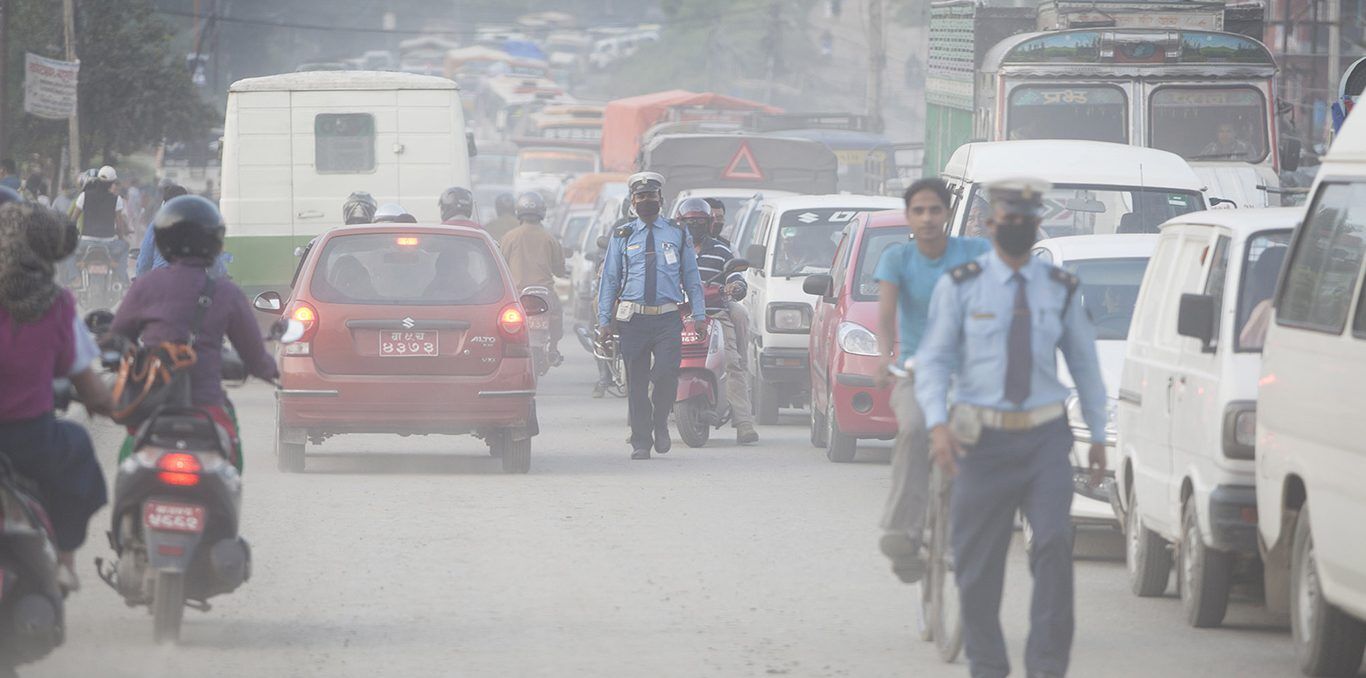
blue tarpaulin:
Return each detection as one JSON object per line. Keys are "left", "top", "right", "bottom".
{"left": 500, "top": 41, "right": 547, "bottom": 62}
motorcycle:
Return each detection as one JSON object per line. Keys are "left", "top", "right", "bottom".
{"left": 87, "top": 311, "right": 302, "bottom": 643}
{"left": 74, "top": 238, "right": 126, "bottom": 309}
{"left": 0, "top": 384, "right": 72, "bottom": 676}
{"left": 673, "top": 259, "right": 748, "bottom": 448}
{"left": 522, "top": 285, "right": 556, "bottom": 377}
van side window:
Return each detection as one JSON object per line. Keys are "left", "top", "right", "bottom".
{"left": 315, "top": 113, "right": 376, "bottom": 173}
{"left": 1203, "top": 236, "right": 1231, "bottom": 348}
{"left": 1278, "top": 183, "right": 1366, "bottom": 333}
{"left": 1131, "top": 233, "right": 1179, "bottom": 344}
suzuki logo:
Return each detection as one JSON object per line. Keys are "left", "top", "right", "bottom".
{"left": 796, "top": 212, "right": 820, "bottom": 223}
{"left": 401, "top": 317, "right": 415, "bottom": 329}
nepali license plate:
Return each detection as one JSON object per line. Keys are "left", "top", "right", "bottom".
{"left": 86, "top": 264, "right": 109, "bottom": 274}
{"left": 143, "top": 501, "right": 206, "bottom": 534}
{"left": 528, "top": 315, "right": 550, "bottom": 330}
{"left": 379, "top": 331, "right": 439, "bottom": 357}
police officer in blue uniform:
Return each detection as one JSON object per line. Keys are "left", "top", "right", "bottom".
{"left": 915, "top": 178, "right": 1107, "bottom": 678}
{"left": 598, "top": 172, "right": 706, "bottom": 460}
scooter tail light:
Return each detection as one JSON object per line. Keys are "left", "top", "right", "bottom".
{"left": 157, "top": 452, "right": 202, "bottom": 487}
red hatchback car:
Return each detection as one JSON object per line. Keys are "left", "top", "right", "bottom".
{"left": 804, "top": 210, "right": 909, "bottom": 462}
{"left": 253, "top": 224, "right": 547, "bottom": 474}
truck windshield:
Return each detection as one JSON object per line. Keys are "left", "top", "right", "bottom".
{"left": 962, "top": 185, "right": 1202, "bottom": 239}
{"left": 1007, "top": 86, "right": 1127, "bottom": 144}
{"left": 1150, "top": 87, "right": 1268, "bottom": 163}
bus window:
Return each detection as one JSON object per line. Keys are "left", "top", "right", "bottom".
{"left": 1150, "top": 87, "right": 1268, "bottom": 163}
{"left": 1006, "top": 86, "right": 1127, "bottom": 143}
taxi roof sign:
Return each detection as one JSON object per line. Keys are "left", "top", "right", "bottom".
{"left": 722, "top": 142, "right": 765, "bottom": 181}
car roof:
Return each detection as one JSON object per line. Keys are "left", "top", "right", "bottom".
{"left": 1161, "top": 207, "right": 1305, "bottom": 235}
{"left": 230, "top": 70, "right": 457, "bottom": 92}
{"left": 762, "top": 194, "right": 904, "bottom": 211}
{"left": 678, "top": 187, "right": 793, "bottom": 199}
{"left": 863, "top": 209, "right": 909, "bottom": 229}
{"left": 1035, "top": 234, "right": 1159, "bottom": 260}
{"left": 943, "top": 141, "right": 1203, "bottom": 191}
{"left": 317, "top": 223, "right": 490, "bottom": 240}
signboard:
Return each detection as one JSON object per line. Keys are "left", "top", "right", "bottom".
{"left": 23, "top": 53, "right": 79, "bottom": 120}
{"left": 722, "top": 142, "right": 764, "bottom": 181}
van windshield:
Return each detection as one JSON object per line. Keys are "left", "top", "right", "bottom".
{"left": 772, "top": 208, "right": 868, "bottom": 277}
{"left": 1063, "top": 257, "right": 1150, "bottom": 340}
{"left": 311, "top": 234, "right": 503, "bottom": 306}
{"left": 962, "top": 184, "right": 1203, "bottom": 239}
{"left": 1235, "top": 230, "right": 1293, "bottom": 352}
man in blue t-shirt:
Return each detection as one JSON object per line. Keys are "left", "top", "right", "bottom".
{"left": 872, "top": 178, "right": 990, "bottom": 583}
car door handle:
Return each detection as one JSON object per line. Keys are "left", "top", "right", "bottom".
{"left": 296, "top": 210, "right": 325, "bottom": 219}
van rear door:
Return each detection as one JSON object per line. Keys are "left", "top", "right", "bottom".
{"left": 290, "top": 90, "right": 400, "bottom": 236}
{"left": 395, "top": 89, "right": 468, "bottom": 223}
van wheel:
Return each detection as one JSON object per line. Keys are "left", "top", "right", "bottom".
{"left": 275, "top": 426, "right": 304, "bottom": 474}
{"left": 1126, "top": 483, "right": 1171, "bottom": 597}
{"left": 495, "top": 432, "right": 531, "bottom": 474}
{"left": 825, "top": 401, "right": 857, "bottom": 463}
{"left": 754, "top": 376, "right": 779, "bottom": 425}
{"left": 1180, "top": 499, "right": 1233, "bottom": 627}
{"left": 810, "top": 405, "right": 828, "bottom": 448}
{"left": 1291, "top": 503, "right": 1366, "bottom": 676}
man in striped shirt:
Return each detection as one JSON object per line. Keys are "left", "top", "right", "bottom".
{"left": 678, "top": 198, "right": 759, "bottom": 444}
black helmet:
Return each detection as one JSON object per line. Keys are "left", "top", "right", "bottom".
{"left": 494, "top": 193, "right": 516, "bottom": 215}
{"left": 515, "top": 192, "right": 546, "bottom": 221}
{"left": 439, "top": 186, "right": 475, "bottom": 221}
{"left": 154, "top": 195, "right": 225, "bottom": 261}
{"left": 343, "top": 191, "right": 377, "bottom": 225}
{"left": 0, "top": 185, "right": 23, "bottom": 207}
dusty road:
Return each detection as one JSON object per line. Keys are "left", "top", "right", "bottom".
{"left": 29, "top": 349, "right": 1325, "bottom": 677}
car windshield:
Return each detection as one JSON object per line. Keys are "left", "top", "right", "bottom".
{"left": 962, "top": 185, "right": 1202, "bottom": 239}
{"left": 562, "top": 216, "right": 591, "bottom": 247}
{"left": 852, "top": 227, "right": 911, "bottom": 300}
{"left": 1150, "top": 87, "right": 1269, "bottom": 163}
{"left": 1236, "top": 230, "right": 1293, "bottom": 352}
{"left": 772, "top": 207, "right": 869, "bottom": 277}
{"left": 518, "top": 153, "right": 596, "bottom": 174}
{"left": 311, "top": 233, "right": 503, "bottom": 306}
{"left": 1064, "top": 257, "right": 1149, "bottom": 340}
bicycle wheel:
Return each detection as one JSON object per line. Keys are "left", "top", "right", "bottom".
{"left": 930, "top": 467, "right": 963, "bottom": 662}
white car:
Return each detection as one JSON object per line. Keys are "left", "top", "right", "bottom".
{"left": 739, "top": 194, "right": 902, "bottom": 423}
{"left": 1031, "top": 234, "right": 1158, "bottom": 527}
{"left": 569, "top": 188, "right": 627, "bottom": 327}
{"left": 1117, "top": 207, "right": 1299, "bottom": 629}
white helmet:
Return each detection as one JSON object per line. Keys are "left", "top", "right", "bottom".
{"left": 97, "top": 165, "right": 117, "bottom": 182}
{"left": 373, "top": 202, "right": 415, "bottom": 223}
{"left": 77, "top": 168, "right": 98, "bottom": 187}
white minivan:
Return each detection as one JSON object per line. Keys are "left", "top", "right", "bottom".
{"left": 1257, "top": 113, "right": 1366, "bottom": 676}
{"left": 220, "top": 71, "right": 473, "bottom": 293}
{"left": 1117, "top": 208, "right": 1298, "bottom": 628}
{"left": 740, "top": 194, "right": 902, "bottom": 423}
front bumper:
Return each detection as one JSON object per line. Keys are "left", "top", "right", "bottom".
{"left": 757, "top": 347, "right": 809, "bottom": 386}
{"left": 830, "top": 352, "right": 896, "bottom": 437}
{"left": 1070, "top": 438, "right": 1120, "bottom": 525}
{"left": 1206, "top": 485, "right": 1259, "bottom": 555}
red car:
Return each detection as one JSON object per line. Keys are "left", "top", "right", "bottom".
{"left": 803, "top": 210, "right": 908, "bottom": 462}
{"left": 252, "top": 224, "right": 548, "bottom": 474}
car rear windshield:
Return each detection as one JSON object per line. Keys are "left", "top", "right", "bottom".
{"left": 310, "top": 233, "right": 504, "bottom": 306}
{"left": 773, "top": 207, "right": 870, "bottom": 277}
{"left": 852, "top": 227, "right": 911, "bottom": 300}
{"left": 1064, "top": 257, "right": 1149, "bottom": 341}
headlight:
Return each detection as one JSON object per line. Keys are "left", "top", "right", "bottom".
{"left": 1222, "top": 402, "right": 1256, "bottom": 460}
{"left": 836, "top": 321, "right": 879, "bottom": 356}
{"left": 767, "top": 303, "right": 812, "bottom": 333}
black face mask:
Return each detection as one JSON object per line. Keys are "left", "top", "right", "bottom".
{"left": 994, "top": 218, "right": 1038, "bottom": 256}
{"left": 635, "top": 199, "right": 661, "bottom": 220}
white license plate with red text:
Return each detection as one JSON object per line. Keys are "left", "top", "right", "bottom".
{"left": 380, "top": 331, "right": 439, "bottom": 357}
{"left": 528, "top": 316, "right": 550, "bottom": 330}
{"left": 143, "top": 501, "right": 206, "bottom": 533}
{"left": 86, "top": 264, "right": 109, "bottom": 274}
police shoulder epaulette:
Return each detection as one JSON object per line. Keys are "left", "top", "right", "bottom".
{"left": 613, "top": 225, "right": 633, "bottom": 238}
{"left": 949, "top": 261, "right": 983, "bottom": 284}
{"left": 1048, "top": 265, "right": 1079, "bottom": 291}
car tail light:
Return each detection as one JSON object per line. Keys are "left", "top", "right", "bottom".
{"left": 395, "top": 236, "right": 420, "bottom": 247}
{"left": 157, "top": 453, "right": 202, "bottom": 486}
{"left": 499, "top": 304, "right": 526, "bottom": 338}
{"left": 284, "top": 301, "right": 319, "bottom": 355}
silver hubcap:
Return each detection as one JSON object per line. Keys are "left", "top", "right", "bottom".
{"left": 1183, "top": 513, "right": 1200, "bottom": 597}
{"left": 1297, "top": 534, "right": 1319, "bottom": 642}
{"left": 1127, "top": 500, "right": 1141, "bottom": 571}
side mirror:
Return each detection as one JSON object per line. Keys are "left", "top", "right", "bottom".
{"left": 253, "top": 291, "right": 284, "bottom": 314}
{"left": 520, "top": 294, "right": 550, "bottom": 316}
{"left": 724, "top": 257, "right": 750, "bottom": 276}
{"left": 84, "top": 310, "right": 115, "bottom": 335}
{"left": 1280, "top": 138, "right": 1302, "bottom": 173}
{"left": 745, "top": 244, "right": 767, "bottom": 270}
{"left": 1208, "top": 197, "right": 1238, "bottom": 208}
{"left": 466, "top": 131, "right": 479, "bottom": 158}
{"left": 596, "top": 235, "right": 610, "bottom": 251}
{"left": 1177, "top": 293, "right": 1216, "bottom": 351}
{"left": 803, "top": 273, "right": 834, "bottom": 301}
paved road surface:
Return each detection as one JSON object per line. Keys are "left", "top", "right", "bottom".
{"left": 29, "top": 349, "right": 1337, "bottom": 677}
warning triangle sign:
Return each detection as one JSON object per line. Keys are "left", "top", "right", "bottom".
{"left": 722, "top": 142, "right": 765, "bottom": 181}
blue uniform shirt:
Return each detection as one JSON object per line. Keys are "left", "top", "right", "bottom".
{"left": 914, "top": 251, "right": 1108, "bottom": 443}
{"left": 874, "top": 236, "right": 990, "bottom": 362}
{"left": 136, "top": 222, "right": 232, "bottom": 279}
{"left": 597, "top": 217, "right": 706, "bottom": 326}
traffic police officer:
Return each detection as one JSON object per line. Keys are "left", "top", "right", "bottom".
{"left": 915, "top": 178, "right": 1107, "bottom": 678}
{"left": 597, "top": 172, "right": 706, "bottom": 460}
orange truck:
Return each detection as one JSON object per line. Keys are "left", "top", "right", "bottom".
{"left": 599, "top": 90, "right": 781, "bottom": 172}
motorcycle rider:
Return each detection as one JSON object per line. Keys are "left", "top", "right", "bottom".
{"left": 703, "top": 197, "right": 730, "bottom": 244}
{"left": 485, "top": 193, "right": 519, "bottom": 242}
{"left": 500, "top": 192, "right": 566, "bottom": 365}
{"left": 439, "top": 186, "right": 483, "bottom": 228}
{"left": 0, "top": 201, "right": 114, "bottom": 591}
{"left": 343, "top": 191, "right": 378, "bottom": 225}
{"left": 70, "top": 165, "right": 132, "bottom": 286}
{"left": 677, "top": 198, "right": 758, "bottom": 444}
{"left": 109, "top": 196, "right": 279, "bottom": 472}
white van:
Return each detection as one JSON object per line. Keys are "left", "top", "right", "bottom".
{"left": 740, "top": 194, "right": 902, "bottom": 423}
{"left": 1117, "top": 208, "right": 1299, "bottom": 628}
{"left": 941, "top": 141, "right": 1208, "bottom": 238}
{"left": 1257, "top": 113, "right": 1366, "bottom": 676}
{"left": 220, "top": 71, "right": 472, "bottom": 292}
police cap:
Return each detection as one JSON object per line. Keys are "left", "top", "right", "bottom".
{"left": 627, "top": 171, "right": 664, "bottom": 196}
{"left": 985, "top": 177, "right": 1050, "bottom": 218}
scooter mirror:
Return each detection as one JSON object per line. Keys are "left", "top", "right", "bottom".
{"left": 84, "top": 310, "right": 114, "bottom": 334}
{"left": 520, "top": 294, "right": 550, "bottom": 316}
{"left": 724, "top": 258, "right": 750, "bottom": 275}
{"left": 278, "top": 318, "right": 306, "bottom": 344}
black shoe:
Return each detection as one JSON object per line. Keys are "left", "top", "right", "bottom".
{"left": 631, "top": 448, "right": 651, "bottom": 460}
{"left": 654, "top": 427, "right": 671, "bottom": 454}
{"left": 880, "top": 533, "right": 926, "bottom": 584}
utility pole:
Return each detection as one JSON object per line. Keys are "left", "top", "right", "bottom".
{"left": 0, "top": 0, "right": 8, "bottom": 161}
{"left": 1328, "top": 0, "right": 1342, "bottom": 103}
{"left": 764, "top": 0, "right": 781, "bottom": 104}
{"left": 62, "top": 0, "right": 81, "bottom": 183}
{"left": 867, "top": 0, "right": 885, "bottom": 131}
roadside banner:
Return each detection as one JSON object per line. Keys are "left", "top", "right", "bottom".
{"left": 24, "top": 53, "right": 80, "bottom": 120}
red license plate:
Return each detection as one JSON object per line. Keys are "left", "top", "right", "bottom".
{"left": 379, "top": 331, "right": 439, "bottom": 357}
{"left": 528, "top": 316, "right": 550, "bottom": 330}
{"left": 143, "top": 501, "right": 205, "bottom": 533}
{"left": 86, "top": 264, "right": 109, "bottom": 274}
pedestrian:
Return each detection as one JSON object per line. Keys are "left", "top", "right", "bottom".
{"left": 23, "top": 173, "right": 51, "bottom": 207}
{"left": 596, "top": 172, "right": 706, "bottom": 460}
{"left": 915, "top": 178, "right": 1107, "bottom": 678}
{"left": 136, "top": 183, "right": 230, "bottom": 279}
{"left": 0, "top": 158, "right": 20, "bottom": 190}
{"left": 873, "top": 177, "right": 990, "bottom": 583}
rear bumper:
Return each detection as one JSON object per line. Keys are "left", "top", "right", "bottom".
{"left": 278, "top": 357, "right": 536, "bottom": 435}
{"left": 1207, "top": 485, "right": 1259, "bottom": 555}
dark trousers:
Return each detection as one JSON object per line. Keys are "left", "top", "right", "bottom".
{"left": 618, "top": 312, "right": 682, "bottom": 450}
{"left": 951, "top": 417, "right": 1074, "bottom": 678}
{"left": 0, "top": 413, "right": 108, "bottom": 552}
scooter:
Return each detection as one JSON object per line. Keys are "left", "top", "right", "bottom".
{"left": 673, "top": 259, "right": 748, "bottom": 448}
{"left": 522, "top": 285, "right": 557, "bottom": 377}
{"left": 74, "top": 238, "right": 126, "bottom": 309}
{"left": 89, "top": 312, "right": 302, "bottom": 643}
{"left": 0, "top": 386, "right": 72, "bottom": 676}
